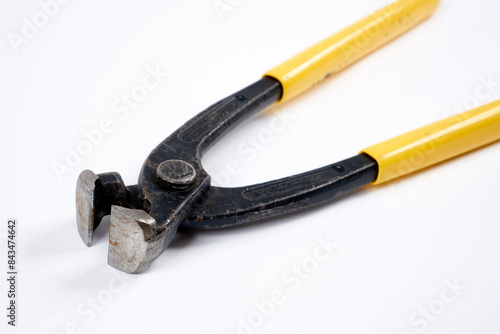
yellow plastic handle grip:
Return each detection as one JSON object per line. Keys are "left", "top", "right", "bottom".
{"left": 361, "top": 100, "right": 500, "bottom": 184}
{"left": 265, "top": 0, "right": 440, "bottom": 102}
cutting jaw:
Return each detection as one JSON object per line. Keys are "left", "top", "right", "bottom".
{"left": 76, "top": 170, "right": 164, "bottom": 274}
{"left": 108, "top": 205, "right": 163, "bottom": 274}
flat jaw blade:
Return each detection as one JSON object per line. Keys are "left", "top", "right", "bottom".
{"left": 108, "top": 206, "right": 163, "bottom": 274}
{"left": 76, "top": 170, "right": 99, "bottom": 247}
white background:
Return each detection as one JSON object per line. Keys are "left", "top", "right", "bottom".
{"left": 1, "top": 0, "right": 500, "bottom": 333}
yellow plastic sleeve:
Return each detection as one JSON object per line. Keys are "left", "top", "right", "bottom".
{"left": 361, "top": 100, "right": 500, "bottom": 184}
{"left": 264, "top": 0, "right": 440, "bottom": 102}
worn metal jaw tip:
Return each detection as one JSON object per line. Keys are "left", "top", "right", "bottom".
{"left": 108, "top": 206, "right": 163, "bottom": 274}
{"left": 76, "top": 170, "right": 99, "bottom": 247}
{"left": 76, "top": 170, "right": 170, "bottom": 273}
{"left": 76, "top": 169, "right": 133, "bottom": 247}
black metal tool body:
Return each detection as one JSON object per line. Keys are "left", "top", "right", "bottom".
{"left": 76, "top": 77, "right": 377, "bottom": 273}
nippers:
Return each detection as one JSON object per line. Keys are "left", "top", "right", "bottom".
{"left": 76, "top": 0, "right": 500, "bottom": 273}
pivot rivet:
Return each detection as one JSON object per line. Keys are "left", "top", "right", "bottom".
{"left": 156, "top": 160, "right": 196, "bottom": 189}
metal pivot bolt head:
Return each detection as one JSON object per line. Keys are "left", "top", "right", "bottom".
{"left": 156, "top": 159, "right": 197, "bottom": 189}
